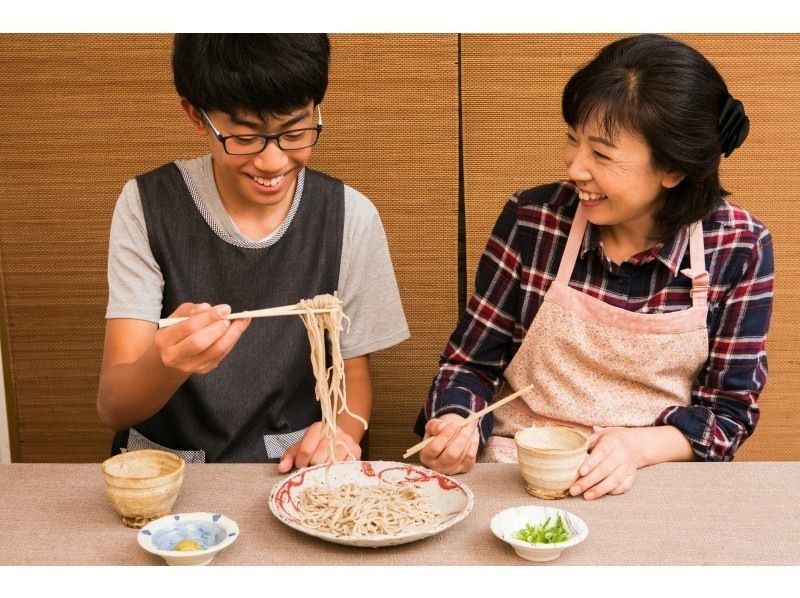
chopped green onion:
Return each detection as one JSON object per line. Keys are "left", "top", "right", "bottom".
{"left": 512, "top": 513, "right": 571, "bottom": 544}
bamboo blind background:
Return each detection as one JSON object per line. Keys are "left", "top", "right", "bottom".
{"left": 461, "top": 34, "right": 800, "bottom": 460}
{"left": 0, "top": 34, "right": 459, "bottom": 462}
{"left": 1, "top": 33, "right": 797, "bottom": 463}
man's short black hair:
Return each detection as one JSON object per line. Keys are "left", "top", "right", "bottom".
{"left": 172, "top": 34, "right": 330, "bottom": 118}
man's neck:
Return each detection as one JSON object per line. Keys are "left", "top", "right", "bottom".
{"left": 219, "top": 179, "right": 298, "bottom": 242}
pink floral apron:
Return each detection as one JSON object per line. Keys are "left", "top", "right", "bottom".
{"left": 481, "top": 204, "right": 709, "bottom": 462}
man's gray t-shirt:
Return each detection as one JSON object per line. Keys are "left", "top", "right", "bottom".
{"left": 106, "top": 154, "right": 409, "bottom": 358}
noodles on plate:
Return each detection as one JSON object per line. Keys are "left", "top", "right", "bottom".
{"left": 296, "top": 482, "right": 442, "bottom": 537}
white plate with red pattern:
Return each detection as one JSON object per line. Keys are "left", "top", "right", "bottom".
{"left": 268, "top": 460, "right": 474, "bottom": 547}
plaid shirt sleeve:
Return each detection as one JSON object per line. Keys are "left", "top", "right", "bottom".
{"left": 656, "top": 224, "right": 775, "bottom": 461}
{"left": 419, "top": 196, "right": 524, "bottom": 442}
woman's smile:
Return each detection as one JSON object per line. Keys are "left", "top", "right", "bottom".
{"left": 577, "top": 190, "right": 608, "bottom": 204}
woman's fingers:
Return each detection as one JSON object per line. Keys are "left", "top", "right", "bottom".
{"left": 456, "top": 425, "right": 480, "bottom": 471}
{"left": 570, "top": 430, "right": 638, "bottom": 499}
{"left": 570, "top": 450, "right": 618, "bottom": 497}
{"left": 582, "top": 463, "right": 632, "bottom": 500}
{"left": 420, "top": 420, "right": 461, "bottom": 461}
{"left": 333, "top": 433, "right": 361, "bottom": 462}
{"left": 420, "top": 417, "right": 478, "bottom": 475}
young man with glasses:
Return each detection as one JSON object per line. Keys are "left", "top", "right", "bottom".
{"left": 97, "top": 34, "right": 409, "bottom": 466}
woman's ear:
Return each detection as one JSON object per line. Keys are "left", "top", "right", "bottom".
{"left": 180, "top": 98, "right": 209, "bottom": 137}
{"left": 661, "top": 170, "right": 686, "bottom": 189}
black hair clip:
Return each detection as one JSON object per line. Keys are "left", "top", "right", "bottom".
{"left": 719, "top": 95, "right": 750, "bottom": 158}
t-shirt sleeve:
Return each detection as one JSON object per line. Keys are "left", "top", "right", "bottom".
{"left": 105, "top": 179, "right": 164, "bottom": 323}
{"left": 337, "top": 186, "right": 410, "bottom": 359}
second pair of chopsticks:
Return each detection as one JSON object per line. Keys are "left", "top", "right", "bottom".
{"left": 158, "top": 305, "right": 337, "bottom": 329}
{"left": 402, "top": 383, "right": 535, "bottom": 459}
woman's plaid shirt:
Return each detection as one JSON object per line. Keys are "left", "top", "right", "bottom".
{"left": 422, "top": 181, "right": 774, "bottom": 461}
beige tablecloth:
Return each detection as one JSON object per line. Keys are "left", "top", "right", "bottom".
{"left": 1, "top": 462, "right": 798, "bottom": 565}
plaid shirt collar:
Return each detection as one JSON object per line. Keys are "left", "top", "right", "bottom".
{"left": 578, "top": 217, "right": 691, "bottom": 276}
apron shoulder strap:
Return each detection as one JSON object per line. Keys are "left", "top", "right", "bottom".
{"left": 679, "top": 221, "right": 709, "bottom": 307}
{"left": 554, "top": 204, "right": 589, "bottom": 284}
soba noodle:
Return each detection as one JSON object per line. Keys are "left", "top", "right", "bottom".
{"left": 295, "top": 294, "right": 366, "bottom": 462}
{"left": 296, "top": 482, "right": 442, "bottom": 537}
{"left": 293, "top": 294, "right": 442, "bottom": 537}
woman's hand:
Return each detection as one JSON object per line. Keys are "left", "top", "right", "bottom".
{"left": 277, "top": 422, "right": 361, "bottom": 473}
{"left": 569, "top": 425, "right": 696, "bottom": 499}
{"left": 154, "top": 303, "right": 251, "bottom": 374}
{"left": 418, "top": 413, "right": 480, "bottom": 475}
{"left": 569, "top": 426, "right": 644, "bottom": 500}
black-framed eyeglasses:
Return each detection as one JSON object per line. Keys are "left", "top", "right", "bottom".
{"left": 200, "top": 106, "right": 323, "bottom": 155}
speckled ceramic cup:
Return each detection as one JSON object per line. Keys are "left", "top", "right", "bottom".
{"left": 514, "top": 427, "right": 589, "bottom": 499}
{"left": 101, "top": 449, "right": 185, "bottom": 528}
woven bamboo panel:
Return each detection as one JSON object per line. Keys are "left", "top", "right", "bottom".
{"left": 312, "top": 34, "right": 459, "bottom": 459}
{"left": 0, "top": 34, "right": 459, "bottom": 462}
{"left": 461, "top": 34, "right": 800, "bottom": 460}
{"left": 0, "top": 34, "right": 199, "bottom": 462}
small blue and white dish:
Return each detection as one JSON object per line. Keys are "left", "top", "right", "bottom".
{"left": 137, "top": 512, "right": 239, "bottom": 566}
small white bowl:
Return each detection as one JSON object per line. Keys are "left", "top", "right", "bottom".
{"left": 490, "top": 505, "right": 588, "bottom": 562}
{"left": 137, "top": 512, "right": 239, "bottom": 566}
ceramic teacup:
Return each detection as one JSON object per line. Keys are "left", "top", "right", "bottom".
{"left": 514, "top": 426, "right": 589, "bottom": 499}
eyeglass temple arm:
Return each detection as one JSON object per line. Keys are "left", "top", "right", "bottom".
{"left": 199, "top": 108, "right": 224, "bottom": 139}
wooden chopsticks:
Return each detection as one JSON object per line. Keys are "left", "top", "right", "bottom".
{"left": 402, "top": 383, "right": 535, "bottom": 459}
{"left": 158, "top": 305, "right": 337, "bottom": 328}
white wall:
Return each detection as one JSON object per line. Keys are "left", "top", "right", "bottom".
{"left": 0, "top": 342, "right": 11, "bottom": 463}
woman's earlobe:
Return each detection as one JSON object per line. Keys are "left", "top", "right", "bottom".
{"left": 662, "top": 171, "right": 686, "bottom": 189}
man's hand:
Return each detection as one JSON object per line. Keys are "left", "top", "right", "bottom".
{"left": 155, "top": 303, "right": 250, "bottom": 374}
{"left": 277, "top": 422, "right": 362, "bottom": 473}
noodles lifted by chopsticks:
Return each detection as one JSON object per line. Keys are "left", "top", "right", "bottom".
{"left": 293, "top": 294, "right": 442, "bottom": 537}
{"left": 295, "top": 293, "right": 367, "bottom": 462}
{"left": 296, "top": 482, "right": 441, "bottom": 537}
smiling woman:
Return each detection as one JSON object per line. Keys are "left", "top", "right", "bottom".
{"left": 563, "top": 121, "right": 686, "bottom": 264}
{"left": 417, "top": 34, "right": 775, "bottom": 500}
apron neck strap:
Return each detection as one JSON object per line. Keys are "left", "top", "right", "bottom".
{"left": 554, "top": 203, "right": 589, "bottom": 284}
{"left": 680, "top": 221, "right": 709, "bottom": 307}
